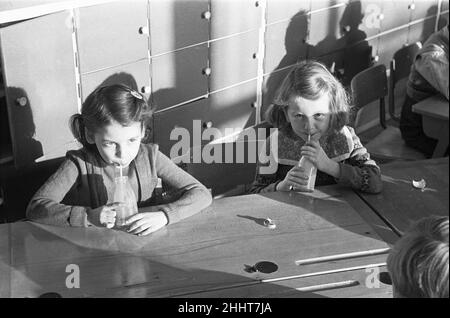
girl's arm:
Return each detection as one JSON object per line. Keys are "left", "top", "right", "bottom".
{"left": 248, "top": 131, "right": 281, "bottom": 193}
{"left": 152, "top": 151, "right": 213, "bottom": 225}
{"left": 26, "top": 158, "right": 90, "bottom": 227}
{"left": 336, "top": 129, "right": 383, "bottom": 194}
{"left": 248, "top": 163, "right": 281, "bottom": 193}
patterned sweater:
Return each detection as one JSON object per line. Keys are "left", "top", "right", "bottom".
{"left": 26, "top": 143, "right": 212, "bottom": 227}
{"left": 249, "top": 126, "right": 382, "bottom": 193}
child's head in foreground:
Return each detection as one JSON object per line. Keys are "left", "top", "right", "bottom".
{"left": 387, "top": 216, "right": 449, "bottom": 298}
{"left": 70, "top": 84, "right": 153, "bottom": 167}
{"left": 266, "top": 60, "right": 350, "bottom": 141}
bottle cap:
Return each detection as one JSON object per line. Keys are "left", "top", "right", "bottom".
{"left": 264, "top": 218, "right": 276, "bottom": 229}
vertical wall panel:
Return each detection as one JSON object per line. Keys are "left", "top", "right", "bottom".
{"left": 308, "top": 6, "right": 345, "bottom": 57}
{"left": 207, "top": 80, "right": 257, "bottom": 136}
{"left": 438, "top": 0, "right": 449, "bottom": 29}
{"left": 76, "top": 1, "right": 148, "bottom": 73}
{"left": 209, "top": 30, "right": 259, "bottom": 92}
{"left": 411, "top": 0, "right": 439, "bottom": 22}
{"left": 408, "top": 18, "right": 436, "bottom": 44}
{"left": 408, "top": 1, "right": 439, "bottom": 43}
{"left": 266, "top": 0, "right": 310, "bottom": 24}
{"left": 210, "top": 0, "right": 261, "bottom": 39}
{"left": 308, "top": 5, "right": 346, "bottom": 49}
{"left": 379, "top": 0, "right": 411, "bottom": 31}
{"left": 151, "top": 44, "right": 209, "bottom": 110}
{"left": 264, "top": 13, "right": 309, "bottom": 75}
{"left": 377, "top": 27, "right": 409, "bottom": 68}
{"left": 310, "top": 0, "right": 347, "bottom": 12}
{"left": 153, "top": 98, "right": 208, "bottom": 157}
{"left": 80, "top": 60, "right": 151, "bottom": 102}
{"left": 149, "top": 0, "right": 209, "bottom": 55}
{"left": 438, "top": 12, "right": 449, "bottom": 28}
{"left": 308, "top": 5, "right": 346, "bottom": 70}
{"left": 0, "top": 11, "right": 79, "bottom": 166}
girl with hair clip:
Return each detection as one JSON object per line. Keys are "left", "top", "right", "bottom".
{"left": 387, "top": 216, "right": 449, "bottom": 298}
{"left": 249, "top": 60, "right": 382, "bottom": 193}
{"left": 27, "top": 84, "right": 212, "bottom": 235}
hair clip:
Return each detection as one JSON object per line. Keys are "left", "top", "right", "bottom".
{"left": 130, "top": 90, "right": 143, "bottom": 100}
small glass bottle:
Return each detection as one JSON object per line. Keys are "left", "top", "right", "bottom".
{"left": 298, "top": 156, "right": 317, "bottom": 191}
{"left": 113, "top": 167, "right": 138, "bottom": 228}
{"left": 298, "top": 134, "right": 317, "bottom": 191}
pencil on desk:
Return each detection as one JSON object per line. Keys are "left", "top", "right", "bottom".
{"left": 295, "top": 280, "right": 359, "bottom": 292}
{"left": 262, "top": 262, "right": 387, "bottom": 283}
{"left": 295, "top": 247, "right": 391, "bottom": 266}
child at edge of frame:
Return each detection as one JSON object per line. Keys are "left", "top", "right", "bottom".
{"left": 387, "top": 215, "right": 449, "bottom": 298}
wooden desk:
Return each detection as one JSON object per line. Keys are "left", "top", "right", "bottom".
{"left": 357, "top": 157, "right": 449, "bottom": 236}
{"left": 0, "top": 186, "right": 395, "bottom": 298}
{"left": 412, "top": 95, "right": 449, "bottom": 158}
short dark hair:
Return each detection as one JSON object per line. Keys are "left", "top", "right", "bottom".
{"left": 70, "top": 84, "right": 153, "bottom": 147}
{"left": 266, "top": 60, "right": 350, "bottom": 134}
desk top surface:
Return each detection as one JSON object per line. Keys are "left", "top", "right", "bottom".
{"left": 0, "top": 185, "right": 392, "bottom": 298}
{"left": 357, "top": 157, "right": 449, "bottom": 235}
{"left": 412, "top": 95, "right": 449, "bottom": 120}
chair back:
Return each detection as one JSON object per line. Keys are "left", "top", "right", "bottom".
{"left": 351, "top": 64, "right": 388, "bottom": 129}
{"left": 0, "top": 158, "right": 64, "bottom": 223}
{"left": 390, "top": 42, "right": 421, "bottom": 83}
{"left": 389, "top": 42, "right": 422, "bottom": 120}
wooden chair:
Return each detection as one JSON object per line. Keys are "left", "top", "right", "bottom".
{"left": 0, "top": 158, "right": 64, "bottom": 223}
{"left": 388, "top": 42, "right": 422, "bottom": 121}
{"left": 171, "top": 123, "right": 274, "bottom": 198}
{"left": 351, "top": 64, "right": 426, "bottom": 162}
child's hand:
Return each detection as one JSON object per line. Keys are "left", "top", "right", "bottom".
{"left": 300, "top": 140, "right": 331, "bottom": 172}
{"left": 87, "top": 203, "right": 120, "bottom": 228}
{"left": 276, "top": 166, "right": 312, "bottom": 192}
{"left": 125, "top": 211, "right": 169, "bottom": 236}
{"left": 300, "top": 140, "right": 340, "bottom": 178}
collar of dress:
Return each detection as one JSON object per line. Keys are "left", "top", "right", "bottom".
{"left": 276, "top": 126, "right": 355, "bottom": 166}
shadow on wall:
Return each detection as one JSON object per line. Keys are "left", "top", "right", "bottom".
{"left": 437, "top": 11, "right": 449, "bottom": 30}
{"left": 151, "top": 0, "right": 257, "bottom": 142}
{"left": 0, "top": 88, "right": 65, "bottom": 223}
{"left": 421, "top": 6, "right": 439, "bottom": 42}
{"left": 309, "top": 0, "right": 372, "bottom": 88}
{"left": 425, "top": 5, "right": 449, "bottom": 40}
{"left": 6, "top": 87, "right": 43, "bottom": 166}
{"left": 0, "top": 93, "right": 12, "bottom": 161}
{"left": 311, "top": 2, "right": 343, "bottom": 70}
{"left": 263, "top": 1, "right": 372, "bottom": 118}
{"left": 336, "top": 0, "right": 372, "bottom": 88}
{"left": 150, "top": 0, "right": 209, "bottom": 111}
{"left": 263, "top": 10, "right": 312, "bottom": 113}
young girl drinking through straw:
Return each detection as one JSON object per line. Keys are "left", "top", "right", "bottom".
{"left": 250, "top": 60, "right": 382, "bottom": 193}
{"left": 27, "top": 84, "right": 212, "bottom": 235}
